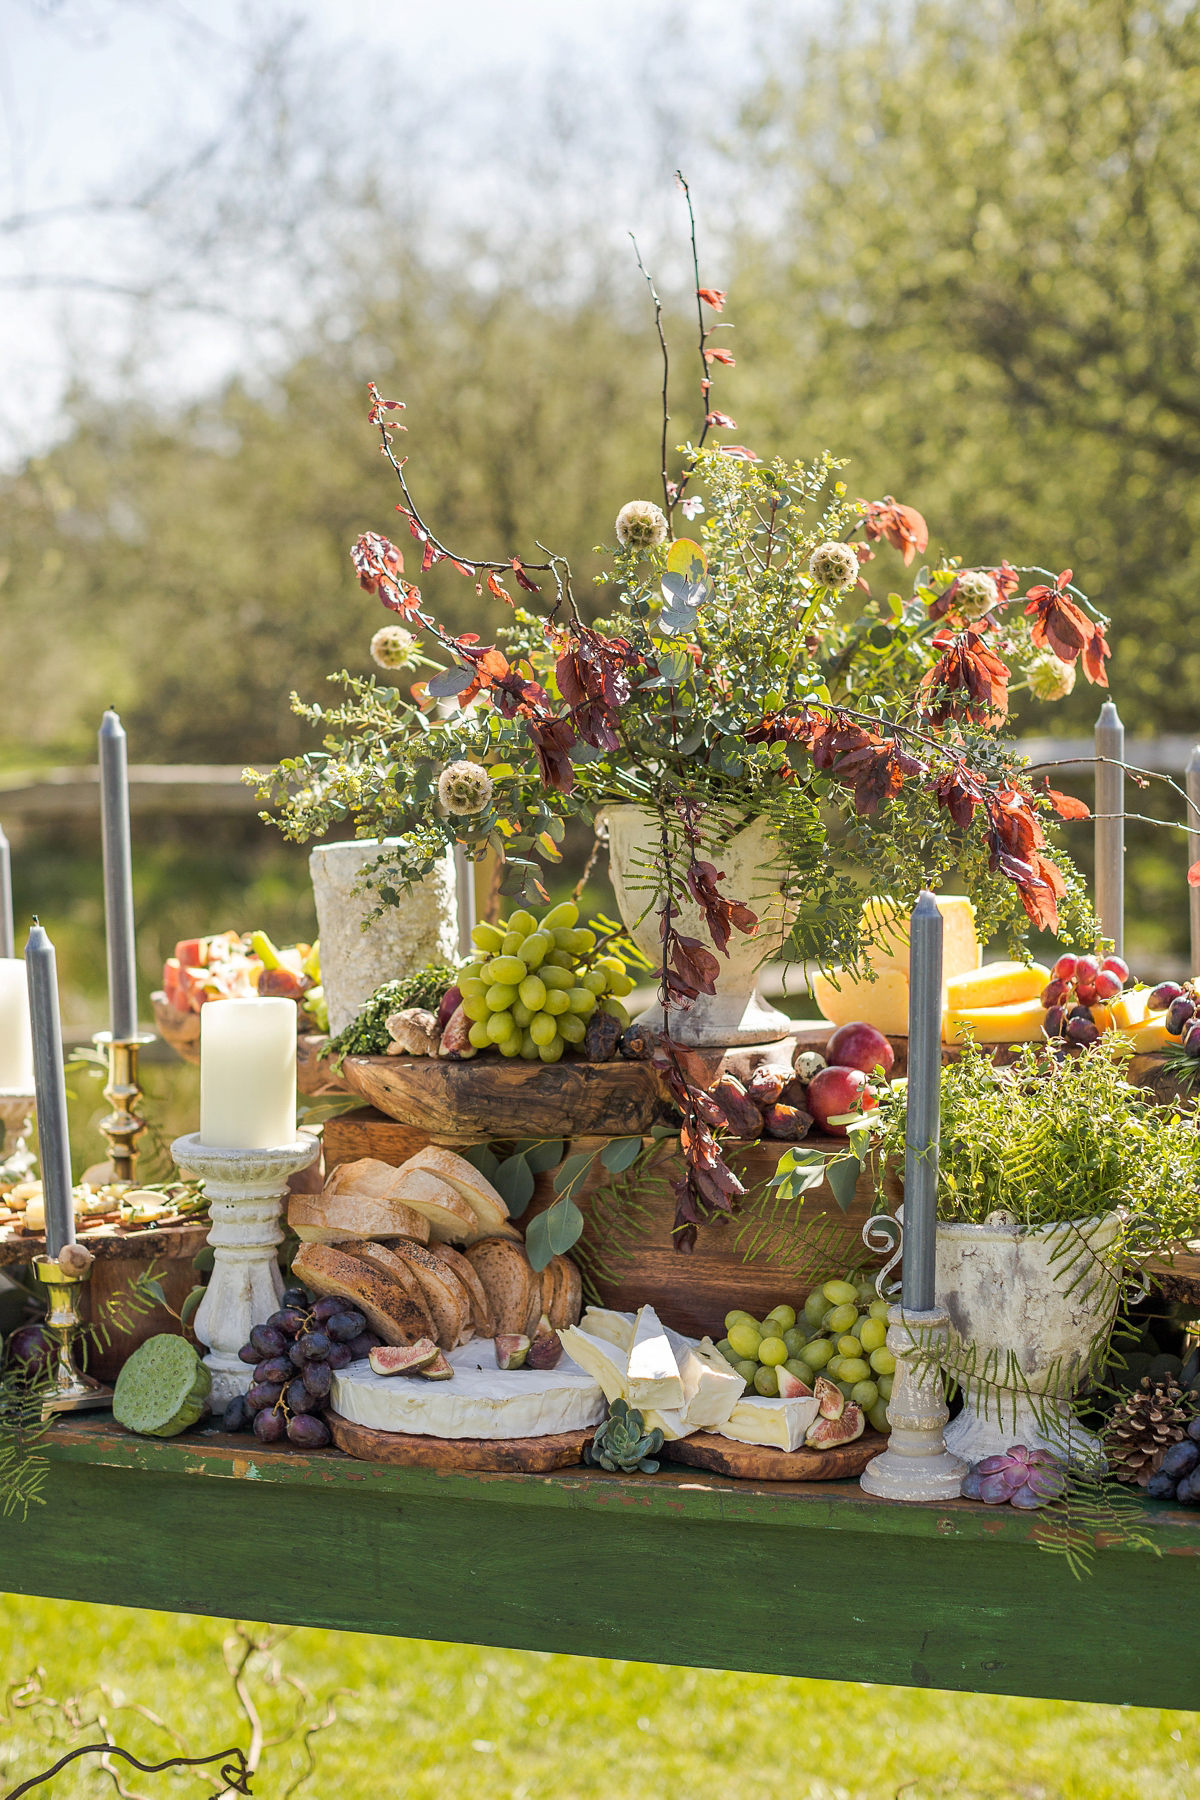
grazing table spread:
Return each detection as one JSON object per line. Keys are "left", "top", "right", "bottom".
{"left": 8, "top": 1412, "right": 1199, "bottom": 1711}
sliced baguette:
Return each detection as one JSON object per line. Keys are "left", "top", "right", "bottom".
{"left": 356, "top": 1237, "right": 472, "bottom": 1349}
{"left": 323, "top": 1157, "right": 476, "bottom": 1243}
{"left": 429, "top": 1243, "right": 495, "bottom": 1338}
{"left": 292, "top": 1242, "right": 433, "bottom": 1346}
{"left": 288, "top": 1191, "right": 431, "bottom": 1247}
{"left": 397, "top": 1146, "right": 519, "bottom": 1240}
{"left": 323, "top": 1157, "right": 402, "bottom": 1200}
{"left": 463, "top": 1237, "right": 537, "bottom": 1338}
{"left": 545, "top": 1254, "right": 583, "bottom": 1330}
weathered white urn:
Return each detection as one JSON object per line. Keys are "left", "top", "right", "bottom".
{"left": 599, "top": 805, "right": 797, "bottom": 1046}
{"left": 936, "top": 1213, "right": 1122, "bottom": 1463}
{"left": 309, "top": 839, "right": 458, "bottom": 1035}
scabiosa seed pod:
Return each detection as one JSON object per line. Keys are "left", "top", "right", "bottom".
{"left": 615, "top": 500, "right": 668, "bottom": 550}
{"left": 807, "top": 540, "right": 860, "bottom": 591}
{"left": 1025, "top": 650, "right": 1077, "bottom": 702}
{"left": 951, "top": 568, "right": 1000, "bottom": 618}
{"left": 370, "top": 625, "right": 417, "bottom": 669}
{"left": 438, "top": 760, "right": 493, "bottom": 815}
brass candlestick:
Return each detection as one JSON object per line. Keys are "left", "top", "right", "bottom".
{"left": 93, "top": 1032, "right": 155, "bottom": 1186}
{"left": 33, "top": 1252, "right": 113, "bottom": 1418}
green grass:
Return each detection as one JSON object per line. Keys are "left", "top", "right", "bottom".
{"left": 0, "top": 1598, "right": 1195, "bottom": 1799}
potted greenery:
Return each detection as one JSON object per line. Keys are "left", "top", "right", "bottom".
{"left": 871, "top": 1039, "right": 1200, "bottom": 1461}
{"left": 256, "top": 189, "right": 1108, "bottom": 1251}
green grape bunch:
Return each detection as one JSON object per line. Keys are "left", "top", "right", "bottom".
{"left": 458, "top": 900, "right": 637, "bottom": 1064}
{"left": 714, "top": 1276, "right": 896, "bottom": 1436}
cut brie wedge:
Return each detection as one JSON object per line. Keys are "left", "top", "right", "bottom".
{"left": 718, "top": 1393, "right": 821, "bottom": 1452}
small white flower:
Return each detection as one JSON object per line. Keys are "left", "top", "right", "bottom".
{"left": 1025, "top": 651, "right": 1077, "bottom": 702}
{"left": 438, "top": 761, "right": 494, "bottom": 815}
{"left": 808, "top": 540, "right": 860, "bottom": 591}
{"left": 370, "top": 625, "right": 417, "bottom": 669}
{"left": 952, "top": 569, "right": 1000, "bottom": 619}
{"left": 679, "top": 496, "right": 705, "bottom": 520}
{"left": 615, "top": 500, "right": 669, "bottom": 550}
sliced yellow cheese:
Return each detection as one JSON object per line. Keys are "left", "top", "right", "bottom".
{"left": 945, "top": 961, "right": 1050, "bottom": 1011}
{"left": 1129, "top": 1014, "right": 1176, "bottom": 1053}
{"left": 812, "top": 966, "right": 911, "bottom": 1035}
{"left": 943, "top": 997, "right": 1047, "bottom": 1045}
{"left": 1111, "top": 989, "right": 1150, "bottom": 1032}
{"left": 862, "top": 895, "right": 980, "bottom": 982}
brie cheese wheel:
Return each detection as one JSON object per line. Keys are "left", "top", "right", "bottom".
{"left": 331, "top": 1341, "right": 606, "bottom": 1439}
{"left": 625, "top": 1305, "right": 685, "bottom": 1410}
{"left": 718, "top": 1394, "right": 821, "bottom": 1452}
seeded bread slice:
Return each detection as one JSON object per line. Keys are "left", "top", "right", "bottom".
{"left": 354, "top": 1237, "right": 472, "bottom": 1349}
{"left": 463, "top": 1237, "right": 538, "bottom": 1338}
{"left": 288, "top": 1191, "right": 431, "bottom": 1246}
{"left": 523, "top": 1266, "right": 545, "bottom": 1338}
{"left": 323, "top": 1157, "right": 476, "bottom": 1243}
{"left": 544, "top": 1254, "right": 583, "bottom": 1330}
{"left": 292, "top": 1242, "right": 433, "bottom": 1346}
{"left": 397, "top": 1147, "right": 519, "bottom": 1240}
{"left": 429, "top": 1243, "right": 495, "bottom": 1338}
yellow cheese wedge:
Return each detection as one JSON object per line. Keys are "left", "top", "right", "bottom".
{"left": 862, "top": 895, "right": 980, "bottom": 983}
{"left": 812, "top": 966, "right": 910, "bottom": 1035}
{"left": 945, "top": 961, "right": 1050, "bottom": 1011}
{"left": 1111, "top": 989, "right": 1150, "bottom": 1032}
{"left": 943, "top": 997, "right": 1047, "bottom": 1045}
{"left": 1129, "top": 1014, "right": 1176, "bottom": 1053}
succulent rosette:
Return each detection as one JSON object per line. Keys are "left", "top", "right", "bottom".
{"left": 960, "top": 1443, "right": 1067, "bottom": 1508}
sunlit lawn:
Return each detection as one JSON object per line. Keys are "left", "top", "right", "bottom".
{"left": 0, "top": 1597, "right": 1195, "bottom": 1799}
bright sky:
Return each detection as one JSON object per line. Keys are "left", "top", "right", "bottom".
{"left": 0, "top": 0, "right": 800, "bottom": 458}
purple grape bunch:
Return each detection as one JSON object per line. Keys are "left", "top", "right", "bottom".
{"left": 1144, "top": 1418, "right": 1200, "bottom": 1504}
{"left": 960, "top": 1444, "right": 1067, "bottom": 1508}
{"left": 220, "top": 1284, "right": 381, "bottom": 1449}
{"left": 1147, "top": 981, "right": 1200, "bottom": 1062}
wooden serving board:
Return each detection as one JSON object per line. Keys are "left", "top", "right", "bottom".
{"left": 661, "top": 1427, "right": 889, "bottom": 1483}
{"left": 329, "top": 1414, "right": 593, "bottom": 1472}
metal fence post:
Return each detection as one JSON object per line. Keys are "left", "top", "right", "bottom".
{"left": 1094, "top": 700, "right": 1125, "bottom": 956}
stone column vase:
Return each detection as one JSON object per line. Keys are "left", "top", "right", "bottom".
{"left": 599, "top": 805, "right": 798, "bottom": 1046}
{"left": 936, "top": 1212, "right": 1122, "bottom": 1464}
{"left": 172, "top": 1132, "right": 319, "bottom": 1408}
{"left": 309, "top": 840, "right": 459, "bottom": 1037}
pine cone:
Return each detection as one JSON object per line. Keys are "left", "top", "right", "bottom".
{"left": 1106, "top": 1375, "right": 1195, "bottom": 1486}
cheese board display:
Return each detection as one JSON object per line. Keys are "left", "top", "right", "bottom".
{"left": 661, "top": 1429, "right": 888, "bottom": 1483}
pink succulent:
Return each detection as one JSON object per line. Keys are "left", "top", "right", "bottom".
{"left": 960, "top": 1444, "right": 1066, "bottom": 1509}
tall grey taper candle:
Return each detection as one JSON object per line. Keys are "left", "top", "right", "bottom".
{"left": 1188, "top": 746, "right": 1200, "bottom": 979}
{"left": 453, "top": 844, "right": 476, "bottom": 958}
{"left": 98, "top": 710, "right": 138, "bottom": 1041}
{"left": 0, "top": 819, "right": 11, "bottom": 960}
{"left": 902, "top": 891, "right": 943, "bottom": 1314}
{"left": 25, "top": 921, "right": 75, "bottom": 1257}
{"left": 1094, "top": 699, "right": 1125, "bottom": 957}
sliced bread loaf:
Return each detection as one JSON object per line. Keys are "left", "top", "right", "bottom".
{"left": 463, "top": 1237, "right": 538, "bottom": 1338}
{"left": 543, "top": 1254, "right": 584, "bottom": 1331}
{"left": 428, "top": 1242, "right": 495, "bottom": 1338}
{"left": 323, "top": 1155, "right": 478, "bottom": 1243}
{"left": 288, "top": 1191, "right": 431, "bottom": 1246}
{"left": 355, "top": 1237, "right": 472, "bottom": 1349}
{"left": 398, "top": 1147, "right": 519, "bottom": 1240}
{"left": 292, "top": 1242, "right": 433, "bottom": 1345}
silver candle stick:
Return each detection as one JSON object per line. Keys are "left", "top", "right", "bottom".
{"left": 99, "top": 709, "right": 138, "bottom": 1043}
{"left": 0, "top": 820, "right": 12, "bottom": 961}
{"left": 1094, "top": 699, "right": 1125, "bottom": 958}
{"left": 1187, "top": 745, "right": 1200, "bottom": 980}
{"left": 24, "top": 920, "right": 75, "bottom": 1259}
{"left": 861, "top": 891, "right": 966, "bottom": 1503}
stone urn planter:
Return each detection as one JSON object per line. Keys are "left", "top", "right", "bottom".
{"left": 599, "top": 805, "right": 797, "bottom": 1047}
{"left": 309, "top": 840, "right": 459, "bottom": 1036}
{"left": 935, "top": 1213, "right": 1122, "bottom": 1464}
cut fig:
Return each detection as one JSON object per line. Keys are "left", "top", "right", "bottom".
{"left": 762, "top": 1102, "right": 812, "bottom": 1140}
{"left": 418, "top": 1351, "right": 455, "bottom": 1380}
{"left": 532, "top": 1312, "right": 555, "bottom": 1340}
{"left": 368, "top": 1338, "right": 440, "bottom": 1377}
{"left": 805, "top": 1403, "right": 864, "bottom": 1449}
{"left": 813, "top": 1374, "right": 845, "bottom": 1420}
{"left": 494, "top": 1334, "right": 531, "bottom": 1370}
{"left": 745, "top": 1066, "right": 788, "bottom": 1107}
{"left": 527, "top": 1331, "right": 564, "bottom": 1370}
{"left": 775, "top": 1367, "right": 813, "bottom": 1399}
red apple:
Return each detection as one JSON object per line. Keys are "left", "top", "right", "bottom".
{"left": 825, "top": 1021, "right": 895, "bottom": 1078}
{"left": 807, "top": 1065, "right": 877, "bottom": 1137}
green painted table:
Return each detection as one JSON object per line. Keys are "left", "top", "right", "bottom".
{"left": 3, "top": 1416, "right": 1197, "bottom": 1709}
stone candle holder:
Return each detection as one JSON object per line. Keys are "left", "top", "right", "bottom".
{"left": 171, "top": 1132, "right": 319, "bottom": 1408}
{"left": 859, "top": 1304, "right": 967, "bottom": 1502}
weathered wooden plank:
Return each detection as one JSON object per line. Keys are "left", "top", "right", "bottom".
{"left": 1, "top": 1419, "right": 1196, "bottom": 1708}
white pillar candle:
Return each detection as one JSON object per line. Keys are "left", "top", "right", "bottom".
{"left": 0, "top": 958, "right": 34, "bottom": 1091}
{"left": 199, "top": 998, "right": 297, "bottom": 1149}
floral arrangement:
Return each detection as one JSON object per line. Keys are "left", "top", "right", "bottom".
{"left": 257, "top": 178, "right": 1109, "bottom": 1250}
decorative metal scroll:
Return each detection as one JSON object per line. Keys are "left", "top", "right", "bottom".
{"left": 862, "top": 1202, "right": 904, "bottom": 1299}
